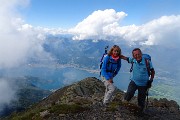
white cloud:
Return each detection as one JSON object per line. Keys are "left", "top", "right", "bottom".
{"left": 0, "top": 0, "right": 53, "bottom": 68}
{"left": 140, "top": 15, "right": 180, "bottom": 46}
{"left": 0, "top": 0, "right": 53, "bottom": 112}
{"left": 68, "top": 9, "right": 180, "bottom": 48}
{"left": 69, "top": 9, "right": 127, "bottom": 40}
{"left": 120, "top": 15, "right": 180, "bottom": 46}
{"left": 0, "top": 79, "right": 16, "bottom": 111}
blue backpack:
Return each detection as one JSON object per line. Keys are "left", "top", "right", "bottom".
{"left": 142, "top": 54, "right": 151, "bottom": 61}
{"left": 130, "top": 54, "right": 151, "bottom": 76}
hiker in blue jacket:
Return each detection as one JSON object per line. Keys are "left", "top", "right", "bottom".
{"left": 121, "top": 48, "right": 155, "bottom": 112}
{"left": 101, "top": 45, "right": 122, "bottom": 106}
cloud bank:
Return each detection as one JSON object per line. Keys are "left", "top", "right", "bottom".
{"left": 69, "top": 9, "right": 180, "bottom": 48}
{"left": 0, "top": 79, "right": 16, "bottom": 111}
{"left": 0, "top": 0, "right": 52, "bottom": 110}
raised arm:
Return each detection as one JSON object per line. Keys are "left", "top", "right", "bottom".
{"left": 121, "top": 55, "right": 128, "bottom": 61}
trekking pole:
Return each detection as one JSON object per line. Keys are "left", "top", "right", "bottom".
{"left": 100, "top": 46, "right": 109, "bottom": 62}
{"left": 105, "top": 46, "right": 108, "bottom": 54}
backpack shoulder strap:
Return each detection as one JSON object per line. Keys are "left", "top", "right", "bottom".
{"left": 130, "top": 58, "right": 135, "bottom": 72}
{"left": 106, "top": 55, "right": 111, "bottom": 66}
{"left": 145, "top": 58, "right": 151, "bottom": 76}
{"left": 130, "top": 58, "right": 150, "bottom": 74}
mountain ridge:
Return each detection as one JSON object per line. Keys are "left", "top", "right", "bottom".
{"left": 4, "top": 77, "right": 180, "bottom": 120}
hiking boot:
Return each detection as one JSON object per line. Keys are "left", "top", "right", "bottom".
{"left": 103, "top": 102, "right": 109, "bottom": 107}
{"left": 102, "top": 103, "right": 110, "bottom": 111}
{"left": 139, "top": 106, "right": 144, "bottom": 111}
{"left": 137, "top": 110, "right": 149, "bottom": 117}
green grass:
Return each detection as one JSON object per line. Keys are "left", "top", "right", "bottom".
{"left": 49, "top": 104, "right": 89, "bottom": 114}
{"left": 8, "top": 103, "right": 90, "bottom": 120}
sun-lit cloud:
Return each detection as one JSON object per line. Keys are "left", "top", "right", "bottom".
{"left": 140, "top": 15, "right": 180, "bottom": 47}
{"left": 68, "top": 9, "right": 180, "bottom": 48}
{"left": 120, "top": 15, "right": 180, "bottom": 46}
{"left": 69, "top": 9, "right": 127, "bottom": 40}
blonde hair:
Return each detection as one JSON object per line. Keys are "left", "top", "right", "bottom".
{"left": 108, "top": 45, "right": 121, "bottom": 57}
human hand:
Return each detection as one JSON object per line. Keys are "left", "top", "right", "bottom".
{"left": 147, "top": 80, "right": 153, "bottom": 88}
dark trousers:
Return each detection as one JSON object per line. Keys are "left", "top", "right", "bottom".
{"left": 124, "top": 80, "right": 147, "bottom": 109}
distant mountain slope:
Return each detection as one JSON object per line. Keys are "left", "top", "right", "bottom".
{"left": 5, "top": 77, "right": 180, "bottom": 120}
{"left": 0, "top": 77, "right": 51, "bottom": 117}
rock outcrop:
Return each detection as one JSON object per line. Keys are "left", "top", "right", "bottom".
{"left": 5, "top": 77, "right": 180, "bottom": 120}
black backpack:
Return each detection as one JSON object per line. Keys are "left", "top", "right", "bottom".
{"left": 99, "top": 46, "right": 109, "bottom": 70}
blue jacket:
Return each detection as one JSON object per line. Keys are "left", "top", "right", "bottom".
{"left": 128, "top": 57, "right": 153, "bottom": 86}
{"left": 101, "top": 55, "right": 121, "bottom": 80}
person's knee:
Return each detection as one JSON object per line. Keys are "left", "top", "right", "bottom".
{"left": 113, "top": 85, "right": 116, "bottom": 90}
{"left": 108, "top": 89, "right": 115, "bottom": 94}
{"left": 108, "top": 84, "right": 115, "bottom": 91}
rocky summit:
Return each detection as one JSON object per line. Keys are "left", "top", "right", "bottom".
{"left": 4, "top": 77, "right": 180, "bottom": 120}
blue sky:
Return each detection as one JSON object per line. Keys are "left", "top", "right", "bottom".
{"left": 21, "top": 0, "right": 180, "bottom": 28}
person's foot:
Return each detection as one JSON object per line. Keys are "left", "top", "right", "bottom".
{"left": 122, "top": 99, "right": 129, "bottom": 104}
{"left": 138, "top": 106, "right": 144, "bottom": 112}
{"left": 103, "top": 102, "right": 109, "bottom": 107}
{"left": 137, "top": 110, "right": 149, "bottom": 117}
{"left": 102, "top": 103, "right": 110, "bottom": 111}
{"left": 137, "top": 106, "right": 147, "bottom": 116}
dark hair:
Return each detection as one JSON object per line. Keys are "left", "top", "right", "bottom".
{"left": 108, "top": 45, "right": 121, "bottom": 57}
{"left": 132, "top": 48, "right": 142, "bottom": 54}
